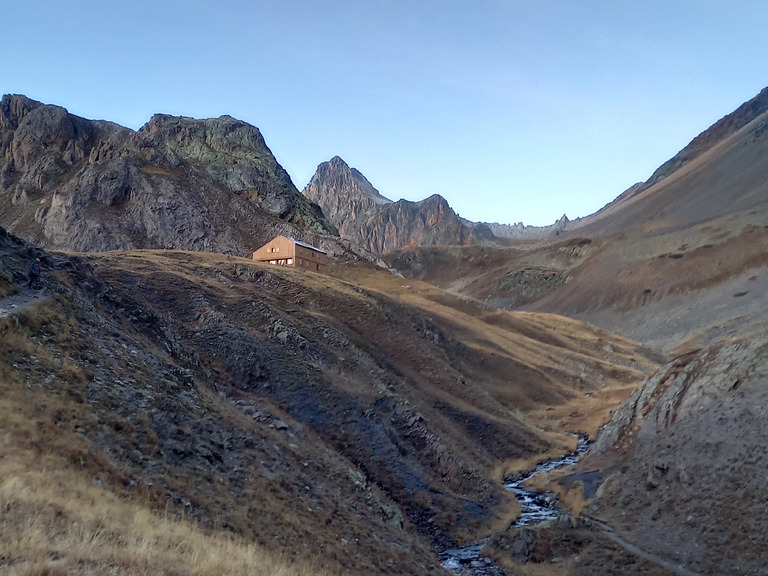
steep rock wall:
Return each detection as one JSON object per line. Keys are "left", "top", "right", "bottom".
{"left": 0, "top": 94, "right": 335, "bottom": 255}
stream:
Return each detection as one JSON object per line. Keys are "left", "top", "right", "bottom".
{"left": 440, "top": 435, "right": 589, "bottom": 575}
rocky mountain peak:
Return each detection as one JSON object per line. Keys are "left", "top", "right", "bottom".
{"left": 0, "top": 96, "right": 336, "bottom": 254}
{"left": 138, "top": 112, "right": 304, "bottom": 203}
{"left": 303, "top": 156, "right": 391, "bottom": 225}
{"left": 0, "top": 94, "right": 44, "bottom": 131}
{"left": 303, "top": 157, "right": 495, "bottom": 253}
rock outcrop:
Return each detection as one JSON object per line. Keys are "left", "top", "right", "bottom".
{"left": 482, "top": 214, "right": 577, "bottom": 239}
{"left": 589, "top": 335, "right": 768, "bottom": 575}
{"left": 0, "top": 94, "right": 336, "bottom": 255}
{"left": 303, "top": 155, "right": 392, "bottom": 223}
{"left": 303, "top": 156, "right": 496, "bottom": 253}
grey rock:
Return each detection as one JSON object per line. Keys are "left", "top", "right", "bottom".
{"left": 303, "top": 156, "right": 496, "bottom": 254}
{"left": 0, "top": 94, "right": 337, "bottom": 256}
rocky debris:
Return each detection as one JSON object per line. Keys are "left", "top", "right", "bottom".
{"left": 588, "top": 336, "right": 768, "bottom": 575}
{"left": 303, "top": 156, "right": 496, "bottom": 253}
{"left": 0, "top": 94, "right": 336, "bottom": 255}
{"left": 480, "top": 515, "right": 676, "bottom": 576}
{"left": 485, "top": 526, "right": 538, "bottom": 563}
{"left": 496, "top": 268, "right": 568, "bottom": 307}
{"left": 0, "top": 225, "right": 48, "bottom": 297}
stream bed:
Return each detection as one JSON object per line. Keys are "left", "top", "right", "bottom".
{"left": 440, "top": 435, "right": 589, "bottom": 575}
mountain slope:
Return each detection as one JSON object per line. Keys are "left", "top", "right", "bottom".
{"left": 387, "top": 85, "right": 768, "bottom": 353}
{"left": 380, "top": 86, "right": 768, "bottom": 575}
{"left": 583, "top": 332, "right": 768, "bottom": 575}
{"left": 0, "top": 94, "right": 336, "bottom": 256}
{"left": 0, "top": 225, "right": 657, "bottom": 574}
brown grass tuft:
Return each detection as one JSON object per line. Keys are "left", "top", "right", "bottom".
{"left": 0, "top": 448, "right": 333, "bottom": 576}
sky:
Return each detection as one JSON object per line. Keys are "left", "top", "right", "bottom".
{"left": 4, "top": 1, "right": 768, "bottom": 226}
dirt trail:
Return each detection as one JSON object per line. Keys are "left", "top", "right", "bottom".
{"left": 586, "top": 516, "right": 705, "bottom": 576}
{"left": 0, "top": 286, "right": 51, "bottom": 318}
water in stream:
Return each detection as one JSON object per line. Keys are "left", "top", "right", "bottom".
{"left": 440, "top": 435, "right": 589, "bottom": 575}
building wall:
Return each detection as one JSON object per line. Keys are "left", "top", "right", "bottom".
{"left": 295, "top": 244, "right": 327, "bottom": 272}
{"left": 252, "top": 236, "right": 327, "bottom": 272}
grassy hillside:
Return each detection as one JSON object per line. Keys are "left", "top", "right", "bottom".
{"left": 0, "top": 236, "right": 657, "bottom": 574}
{"left": 0, "top": 381, "right": 328, "bottom": 576}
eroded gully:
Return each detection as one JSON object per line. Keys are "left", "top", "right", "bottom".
{"left": 439, "top": 434, "right": 589, "bottom": 576}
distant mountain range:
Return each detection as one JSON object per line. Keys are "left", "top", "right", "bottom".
{"left": 0, "top": 93, "right": 579, "bottom": 259}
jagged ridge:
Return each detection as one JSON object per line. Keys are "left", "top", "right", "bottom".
{"left": 303, "top": 156, "right": 495, "bottom": 253}
{"left": 0, "top": 94, "right": 336, "bottom": 255}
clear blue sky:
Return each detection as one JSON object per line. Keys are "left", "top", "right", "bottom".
{"left": 4, "top": 1, "right": 767, "bottom": 226}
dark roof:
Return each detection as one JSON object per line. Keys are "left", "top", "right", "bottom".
{"left": 286, "top": 237, "right": 326, "bottom": 254}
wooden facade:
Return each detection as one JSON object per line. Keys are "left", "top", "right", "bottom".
{"left": 252, "top": 236, "right": 328, "bottom": 273}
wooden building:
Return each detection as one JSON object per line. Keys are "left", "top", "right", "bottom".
{"left": 252, "top": 236, "right": 328, "bottom": 273}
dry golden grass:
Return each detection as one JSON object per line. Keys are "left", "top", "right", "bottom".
{"left": 0, "top": 290, "right": 332, "bottom": 576}
{"left": 0, "top": 379, "right": 331, "bottom": 576}
{"left": 0, "top": 281, "right": 16, "bottom": 299}
{"left": 525, "top": 383, "right": 641, "bottom": 437}
{"left": 80, "top": 250, "right": 656, "bottom": 435}
{"left": 0, "top": 455, "right": 329, "bottom": 576}
{"left": 503, "top": 562, "right": 571, "bottom": 576}
{"left": 339, "top": 260, "right": 655, "bottom": 413}
{"left": 1, "top": 280, "right": 436, "bottom": 576}
{"left": 0, "top": 248, "right": 662, "bottom": 574}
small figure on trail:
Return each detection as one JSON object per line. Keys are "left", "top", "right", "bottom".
{"left": 27, "top": 257, "right": 41, "bottom": 289}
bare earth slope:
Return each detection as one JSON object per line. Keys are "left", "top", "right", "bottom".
{"left": 583, "top": 333, "right": 768, "bottom": 575}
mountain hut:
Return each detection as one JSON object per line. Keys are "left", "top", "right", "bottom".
{"left": 252, "top": 236, "right": 328, "bottom": 273}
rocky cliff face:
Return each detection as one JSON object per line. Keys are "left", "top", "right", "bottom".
{"left": 303, "top": 156, "right": 495, "bottom": 253}
{"left": 588, "top": 335, "right": 768, "bottom": 575}
{"left": 303, "top": 155, "right": 392, "bottom": 222}
{"left": 0, "top": 94, "right": 335, "bottom": 255}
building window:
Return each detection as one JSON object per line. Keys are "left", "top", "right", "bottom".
{"left": 287, "top": 258, "right": 293, "bottom": 265}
